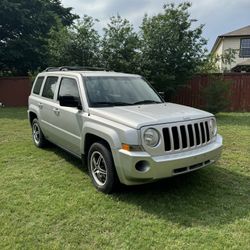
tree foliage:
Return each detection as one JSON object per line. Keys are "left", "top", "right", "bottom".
{"left": 197, "top": 55, "right": 220, "bottom": 74}
{"left": 48, "top": 16, "right": 101, "bottom": 67}
{"left": 1, "top": 0, "right": 212, "bottom": 95}
{"left": 199, "top": 49, "right": 237, "bottom": 73}
{"left": 102, "top": 15, "right": 140, "bottom": 72}
{"left": 220, "top": 48, "right": 237, "bottom": 72}
{"left": 140, "top": 2, "right": 207, "bottom": 93}
{"left": 70, "top": 16, "right": 101, "bottom": 67}
{"left": 47, "top": 21, "right": 73, "bottom": 67}
{"left": 0, "top": 0, "right": 78, "bottom": 75}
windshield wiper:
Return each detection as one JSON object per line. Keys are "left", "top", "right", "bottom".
{"left": 91, "top": 101, "right": 132, "bottom": 107}
{"left": 132, "top": 100, "right": 162, "bottom": 105}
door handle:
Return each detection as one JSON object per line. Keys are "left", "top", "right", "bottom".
{"left": 53, "top": 108, "right": 60, "bottom": 115}
{"left": 38, "top": 103, "right": 43, "bottom": 109}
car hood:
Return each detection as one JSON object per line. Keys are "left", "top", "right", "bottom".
{"left": 88, "top": 103, "right": 213, "bottom": 129}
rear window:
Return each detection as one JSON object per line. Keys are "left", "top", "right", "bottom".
{"left": 33, "top": 76, "right": 44, "bottom": 95}
{"left": 42, "top": 76, "right": 58, "bottom": 99}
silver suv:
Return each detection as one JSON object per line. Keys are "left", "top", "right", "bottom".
{"left": 28, "top": 66, "right": 223, "bottom": 193}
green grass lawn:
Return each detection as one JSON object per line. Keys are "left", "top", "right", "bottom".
{"left": 0, "top": 108, "right": 249, "bottom": 249}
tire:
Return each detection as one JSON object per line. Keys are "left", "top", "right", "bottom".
{"left": 32, "top": 118, "right": 47, "bottom": 148}
{"left": 88, "top": 142, "right": 118, "bottom": 193}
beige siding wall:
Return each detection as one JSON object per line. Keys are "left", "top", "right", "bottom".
{"left": 213, "top": 36, "right": 250, "bottom": 72}
{"left": 222, "top": 37, "right": 241, "bottom": 70}
{"left": 214, "top": 41, "right": 223, "bottom": 70}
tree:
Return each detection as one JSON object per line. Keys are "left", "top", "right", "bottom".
{"left": 0, "top": 0, "right": 78, "bottom": 75}
{"left": 102, "top": 15, "right": 140, "bottom": 72}
{"left": 220, "top": 48, "right": 237, "bottom": 72}
{"left": 140, "top": 2, "right": 207, "bottom": 94}
{"left": 198, "top": 49, "right": 237, "bottom": 73}
{"left": 70, "top": 16, "right": 101, "bottom": 67}
{"left": 47, "top": 20, "right": 74, "bottom": 67}
{"left": 47, "top": 15, "right": 101, "bottom": 67}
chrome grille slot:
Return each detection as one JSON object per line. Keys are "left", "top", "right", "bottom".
{"left": 162, "top": 119, "right": 211, "bottom": 152}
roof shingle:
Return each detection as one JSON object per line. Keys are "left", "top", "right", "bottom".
{"left": 221, "top": 25, "right": 250, "bottom": 37}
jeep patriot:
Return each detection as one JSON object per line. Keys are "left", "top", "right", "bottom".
{"left": 28, "top": 66, "right": 223, "bottom": 193}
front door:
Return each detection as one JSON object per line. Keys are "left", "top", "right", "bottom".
{"left": 53, "top": 77, "right": 83, "bottom": 157}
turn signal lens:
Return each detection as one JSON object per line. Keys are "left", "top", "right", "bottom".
{"left": 122, "top": 144, "right": 143, "bottom": 152}
{"left": 122, "top": 144, "right": 130, "bottom": 151}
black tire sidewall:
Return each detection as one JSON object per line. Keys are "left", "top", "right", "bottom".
{"left": 88, "top": 142, "right": 117, "bottom": 193}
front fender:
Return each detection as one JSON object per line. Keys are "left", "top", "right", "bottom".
{"left": 81, "top": 122, "right": 121, "bottom": 153}
{"left": 82, "top": 122, "right": 128, "bottom": 183}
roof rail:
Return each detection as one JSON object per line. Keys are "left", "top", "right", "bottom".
{"left": 44, "top": 66, "right": 109, "bottom": 72}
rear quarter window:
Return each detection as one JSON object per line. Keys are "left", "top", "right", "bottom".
{"left": 33, "top": 76, "right": 44, "bottom": 95}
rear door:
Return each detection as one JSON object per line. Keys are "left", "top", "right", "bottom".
{"left": 39, "top": 75, "right": 60, "bottom": 142}
{"left": 53, "top": 76, "right": 83, "bottom": 157}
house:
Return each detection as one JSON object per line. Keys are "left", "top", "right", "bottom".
{"left": 211, "top": 25, "right": 250, "bottom": 72}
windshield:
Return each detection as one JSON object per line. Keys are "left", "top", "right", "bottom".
{"left": 84, "top": 76, "right": 163, "bottom": 107}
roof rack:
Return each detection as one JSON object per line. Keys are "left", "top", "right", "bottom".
{"left": 44, "top": 66, "right": 109, "bottom": 72}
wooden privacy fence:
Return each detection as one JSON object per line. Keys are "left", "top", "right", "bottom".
{"left": 0, "top": 77, "right": 31, "bottom": 107}
{"left": 170, "top": 73, "right": 250, "bottom": 112}
{"left": 0, "top": 73, "right": 250, "bottom": 111}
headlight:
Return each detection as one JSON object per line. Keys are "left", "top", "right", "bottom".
{"left": 209, "top": 118, "right": 217, "bottom": 137}
{"left": 143, "top": 128, "right": 160, "bottom": 147}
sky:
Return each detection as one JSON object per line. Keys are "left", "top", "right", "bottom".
{"left": 61, "top": 0, "right": 250, "bottom": 51}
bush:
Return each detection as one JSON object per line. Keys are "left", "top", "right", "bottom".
{"left": 202, "top": 76, "right": 231, "bottom": 114}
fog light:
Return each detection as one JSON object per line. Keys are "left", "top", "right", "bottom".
{"left": 135, "top": 161, "right": 150, "bottom": 172}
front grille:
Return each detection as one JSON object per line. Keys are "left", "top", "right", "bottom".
{"left": 162, "top": 120, "right": 211, "bottom": 152}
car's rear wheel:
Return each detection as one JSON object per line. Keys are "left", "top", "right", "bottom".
{"left": 32, "top": 118, "right": 47, "bottom": 148}
{"left": 88, "top": 142, "right": 118, "bottom": 193}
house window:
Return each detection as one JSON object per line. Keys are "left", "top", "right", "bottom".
{"left": 240, "top": 38, "right": 250, "bottom": 57}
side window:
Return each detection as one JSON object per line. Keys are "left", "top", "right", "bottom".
{"left": 33, "top": 76, "right": 44, "bottom": 95}
{"left": 58, "top": 77, "right": 80, "bottom": 101}
{"left": 42, "top": 76, "right": 58, "bottom": 99}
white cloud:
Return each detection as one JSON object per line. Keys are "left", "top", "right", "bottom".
{"left": 61, "top": 0, "right": 250, "bottom": 50}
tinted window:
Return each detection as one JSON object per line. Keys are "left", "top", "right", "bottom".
{"left": 33, "top": 76, "right": 44, "bottom": 95}
{"left": 58, "top": 78, "right": 80, "bottom": 100}
{"left": 42, "top": 76, "right": 58, "bottom": 99}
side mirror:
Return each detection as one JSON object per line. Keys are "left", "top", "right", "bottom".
{"left": 59, "top": 95, "right": 82, "bottom": 110}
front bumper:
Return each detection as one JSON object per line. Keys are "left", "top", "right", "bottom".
{"left": 113, "top": 134, "right": 223, "bottom": 185}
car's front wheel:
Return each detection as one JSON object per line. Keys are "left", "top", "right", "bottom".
{"left": 88, "top": 142, "right": 118, "bottom": 193}
{"left": 32, "top": 118, "right": 47, "bottom": 148}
